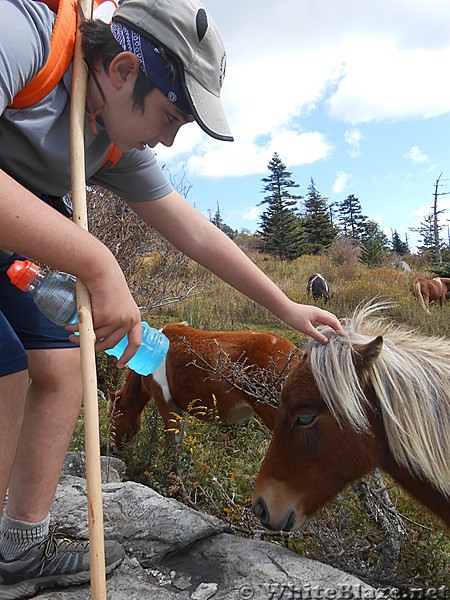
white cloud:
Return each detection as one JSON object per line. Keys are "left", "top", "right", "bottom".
{"left": 327, "top": 38, "right": 450, "bottom": 123}
{"left": 211, "top": 1, "right": 450, "bottom": 133}
{"left": 157, "top": 1, "right": 450, "bottom": 180}
{"left": 401, "top": 173, "right": 414, "bottom": 188}
{"left": 345, "top": 129, "right": 362, "bottom": 157}
{"left": 423, "top": 164, "right": 438, "bottom": 174}
{"left": 332, "top": 171, "right": 352, "bottom": 194}
{"left": 183, "top": 130, "right": 333, "bottom": 178}
{"left": 154, "top": 0, "right": 450, "bottom": 254}
{"left": 412, "top": 198, "right": 450, "bottom": 219}
{"left": 243, "top": 206, "right": 260, "bottom": 221}
{"left": 403, "top": 146, "right": 431, "bottom": 163}
{"left": 371, "top": 173, "right": 394, "bottom": 184}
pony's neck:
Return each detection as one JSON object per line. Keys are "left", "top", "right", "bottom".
{"left": 383, "top": 458, "right": 450, "bottom": 528}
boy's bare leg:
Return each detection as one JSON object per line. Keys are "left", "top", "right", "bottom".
{"left": 5, "top": 348, "right": 82, "bottom": 523}
{"left": 0, "top": 347, "right": 124, "bottom": 596}
{"left": 0, "top": 370, "right": 29, "bottom": 512}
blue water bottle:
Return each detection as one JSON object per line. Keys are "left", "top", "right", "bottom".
{"left": 105, "top": 322, "right": 169, "bottom": 375}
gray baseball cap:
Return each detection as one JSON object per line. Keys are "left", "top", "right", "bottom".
{"left": 112, "top": 0, "right": 233, "bottom": 141}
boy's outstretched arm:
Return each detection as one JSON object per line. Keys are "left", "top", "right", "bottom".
{"left": 128, "top": 190, "right": 344, "bottom": 344}
{"left": 0, "top": 170, "right": 142, "bottom": 364}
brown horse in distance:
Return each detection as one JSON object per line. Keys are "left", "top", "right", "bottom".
{"left": 410, "top": 276, "right": 450, "bottom": 312}
{"left": 109, "top": 323, "right": 300, "bottom": 447}
{"left": 252, "top": 303, "right": 450, "bottom": 530}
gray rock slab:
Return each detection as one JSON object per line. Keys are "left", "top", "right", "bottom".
{"left": 61, "top": 452, "right": 127, "bottom": 483}
{"left": 35, "top": 474, "right": 383, "bottom": 599}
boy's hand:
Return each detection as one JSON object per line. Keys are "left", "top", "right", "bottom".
{"left": 65, "top": 266, "right": 142, "bottom": 367}
{"left": 285, "top": 301, "right": 344, "bottom": 345}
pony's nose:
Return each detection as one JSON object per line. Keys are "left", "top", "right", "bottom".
{"left": 253, "top": 497, "right": 270, "bottom": 525}
{"left": 253, "top": 498, "right": 298, "bottom": 531}
{"left": 283, "top": 509, "right": 297, "bottom": 532}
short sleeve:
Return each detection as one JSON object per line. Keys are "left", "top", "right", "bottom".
{"left": 0, "top": 0, "right": 53, "bottom": 112}
{"left": 88, "top": 146, "right": 173, "bottom": 202}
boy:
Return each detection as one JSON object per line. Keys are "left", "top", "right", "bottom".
{"left": 0, "top": 0, "right": 343, "bottom": 596}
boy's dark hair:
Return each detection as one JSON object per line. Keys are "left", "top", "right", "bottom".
{"left": 81, "top": 20, "right": 177, "bottom": 111}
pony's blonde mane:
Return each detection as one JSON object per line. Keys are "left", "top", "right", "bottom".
{"left": 308, "top": 301, "right": 450, "bottom": 498}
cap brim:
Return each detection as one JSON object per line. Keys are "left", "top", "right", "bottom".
{"left": 184, "top": 73, "right": 233, "bottom": 142}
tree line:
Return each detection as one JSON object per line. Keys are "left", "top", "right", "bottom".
{"left": 210, "top": 152, "right": 450, "bottom": 272}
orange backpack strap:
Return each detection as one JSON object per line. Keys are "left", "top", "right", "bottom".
{"left": 10, "top": 0, "right": 122, "bottom": 170}
{"left": 99, "top": 143, "right": 123, "bottom": 170}
{"left": 9, "top": 0, "right": 78, "bottom": 109}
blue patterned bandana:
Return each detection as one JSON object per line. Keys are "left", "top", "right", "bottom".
{"left": 110, "top": 22, "right": 192, "bottom": 117}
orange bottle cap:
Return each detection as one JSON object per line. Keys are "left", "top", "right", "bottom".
{"left": 7, "top": 260, "right": 41, "bottom": 291}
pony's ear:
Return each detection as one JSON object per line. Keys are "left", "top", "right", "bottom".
{"left": 352, "top": 336, "right": 383, "bottom": 371}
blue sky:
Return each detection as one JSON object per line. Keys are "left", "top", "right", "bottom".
{"left": 155, "top": 0, "right": 450, "bottom": 251}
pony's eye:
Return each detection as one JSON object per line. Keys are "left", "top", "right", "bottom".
{"left": 295, "top": 414, "right": 317, "bottom": 427}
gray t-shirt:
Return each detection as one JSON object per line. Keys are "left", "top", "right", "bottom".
{"left": 0, "top": 0, "right": 172, "bottom": 201}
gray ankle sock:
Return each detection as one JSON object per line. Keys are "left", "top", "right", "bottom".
{"left": 0, "top": 513, "right": 50, "bottom": 560}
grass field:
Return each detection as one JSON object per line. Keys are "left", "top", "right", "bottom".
{"left": 71, "top": 249, "right": 449, "bottom": 592}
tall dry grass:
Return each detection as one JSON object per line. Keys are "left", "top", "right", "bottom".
{"left": 148, "top": 250, "right": 449, "bottom": 341}
{"left": 74, "top": 247, "right": 449, "bottom": 592}
{"left": 132, "top": 249, "right": 448, "bottom": 590}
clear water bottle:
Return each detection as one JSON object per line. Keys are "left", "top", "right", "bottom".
{"left": 6, "top": 259, "right": 169, "bottom": 375}
{"left": 7, "top": 259, "right": 77, "bottom": 326}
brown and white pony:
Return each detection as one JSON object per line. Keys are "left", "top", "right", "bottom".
{"left": 109, "top": 323, "right": 300, "bottom": 447}
{"left": 252, "top": 302, "right": 450, "bottom": 530}
{"left": 410, "top": 276, "right": 450, "bottom": 312}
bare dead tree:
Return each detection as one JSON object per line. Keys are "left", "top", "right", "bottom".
{"left": 432, "top": 173, "right": 449, "bottom": 266}
{"left": 85, "top": 186, "right": 216, "bottom": 311}
{"left": 352, "top": 470, "right": 405, "bottom": 574}
{"left": 179, "top": 335, "right": 302, "bottom": 406}
{"left": 163, "top": 165, "right": 193, "bottom": 201}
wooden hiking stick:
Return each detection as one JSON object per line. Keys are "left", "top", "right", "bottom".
{"left": 70, "top": 0, "right": 107, "bottom": 597}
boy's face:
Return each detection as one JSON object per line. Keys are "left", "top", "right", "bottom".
{"left": 109, "top": 88, "right": 194, "bottom": 152}
{"left": 99, "top": 53, "right": 194, "bottom": 152}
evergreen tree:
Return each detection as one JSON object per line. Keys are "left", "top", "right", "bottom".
{"left": 302, "top": 178, "right": 337, "bottom": 254}
{"left": 359, "top": 220, "right": 389, "bottom": 267}
{"left": 411, "top": 211, "right": 446, "bottom": 265}
{"left": 328, "top": 201, "right": 339, "bottom": 228}
{"left": 210, "top": 201, "right": 236, "bottom": 239}
{"left": 338, "top": 194, "right": 367, "bottom": 241}
{"left": 211, "top": 201, "right": 224, "bottom": 230}
{"left": 411, "top": 212, "right": 435, "bottom": 256}
{"left": 258, "top": 152, "right": 303, "bottom": 260}
{"left": 391, "top": 230, "right": 409, "bottom": 255}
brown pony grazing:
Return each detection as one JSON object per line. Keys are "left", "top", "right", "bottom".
{"left": 252, "top": 302, "right": 450, "bottom": 531}
{"left": 109, "top": 323, "right": 300, "bottom": 447}
{"left": 410, "top": 276, "right": 450, "bottom": 312}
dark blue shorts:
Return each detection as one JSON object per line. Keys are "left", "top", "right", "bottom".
{"left": 0, "top": 253, "right": 76, "bottom": 377}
